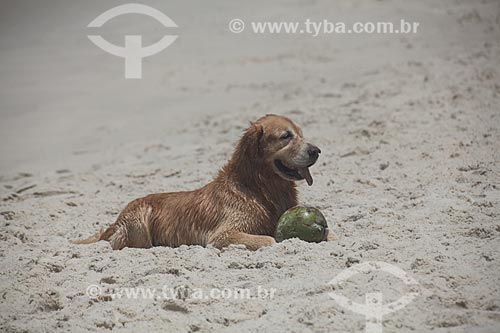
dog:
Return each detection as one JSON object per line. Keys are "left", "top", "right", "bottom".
{"left": 74, "top": 114, "right": 334, "bottom": 250}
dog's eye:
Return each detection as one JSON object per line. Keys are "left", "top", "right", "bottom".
{"left": 280, "top": 131, "right": 293, "bottom": 140}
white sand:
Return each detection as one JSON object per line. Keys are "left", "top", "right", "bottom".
{"left": 1, "top": 0, "right": 499, "bottom": 332}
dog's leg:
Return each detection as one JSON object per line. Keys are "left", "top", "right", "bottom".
{"left": 101, "top": 217, "right": 152, "bottom": 250}
{"left": 100, "top": 200, "right": 153, "bottom": 250}
{"left": 209, "top": 231, "right": 276, "bottom": 250}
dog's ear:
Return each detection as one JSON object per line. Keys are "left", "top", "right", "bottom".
{"left": 241, "top": 123, "right": 264, "bottom": 159}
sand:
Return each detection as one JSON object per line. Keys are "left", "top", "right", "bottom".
{"left": 1, "top": 0, "right": 499, "bottom": 332}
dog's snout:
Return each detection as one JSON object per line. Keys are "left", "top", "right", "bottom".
{"left": 307, "top": 145, "right": 321, "bottom": 159}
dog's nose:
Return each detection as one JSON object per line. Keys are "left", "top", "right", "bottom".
{"left": 308, "top": 145, "right": 321, "bottom": 159}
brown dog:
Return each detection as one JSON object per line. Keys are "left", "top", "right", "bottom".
{"left": 75, "top": 114, "right": 332, "bottom": 250}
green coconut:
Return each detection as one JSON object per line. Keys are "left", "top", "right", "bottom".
{"left": 276, "top": 206, "right": 329, "bottom": 243}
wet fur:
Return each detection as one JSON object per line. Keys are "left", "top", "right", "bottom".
{"left": 74, "top": 115, "right": 325, "bottom": 250}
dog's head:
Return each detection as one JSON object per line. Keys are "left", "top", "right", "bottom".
{"left": 242, "top": 114, "right": 321, "bottom": 185}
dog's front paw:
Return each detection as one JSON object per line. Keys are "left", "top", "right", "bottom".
{"left": 260, "top": 236, "right": 276, "bottom": 247}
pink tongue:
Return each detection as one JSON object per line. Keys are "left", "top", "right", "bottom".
{"left": 298, "top": 167, "right": 313, "bottom": 186}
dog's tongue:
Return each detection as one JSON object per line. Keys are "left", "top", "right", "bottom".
{"left": 298, "top": 167, "right": 313, "bottom": 186}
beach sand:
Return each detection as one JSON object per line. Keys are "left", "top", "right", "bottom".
{"left": 1, "top": 0, "right": 499, "bottom": 331}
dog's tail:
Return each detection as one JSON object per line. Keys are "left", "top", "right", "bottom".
{"left": 71, "top": 227, "right": 106, "bottom": 245}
